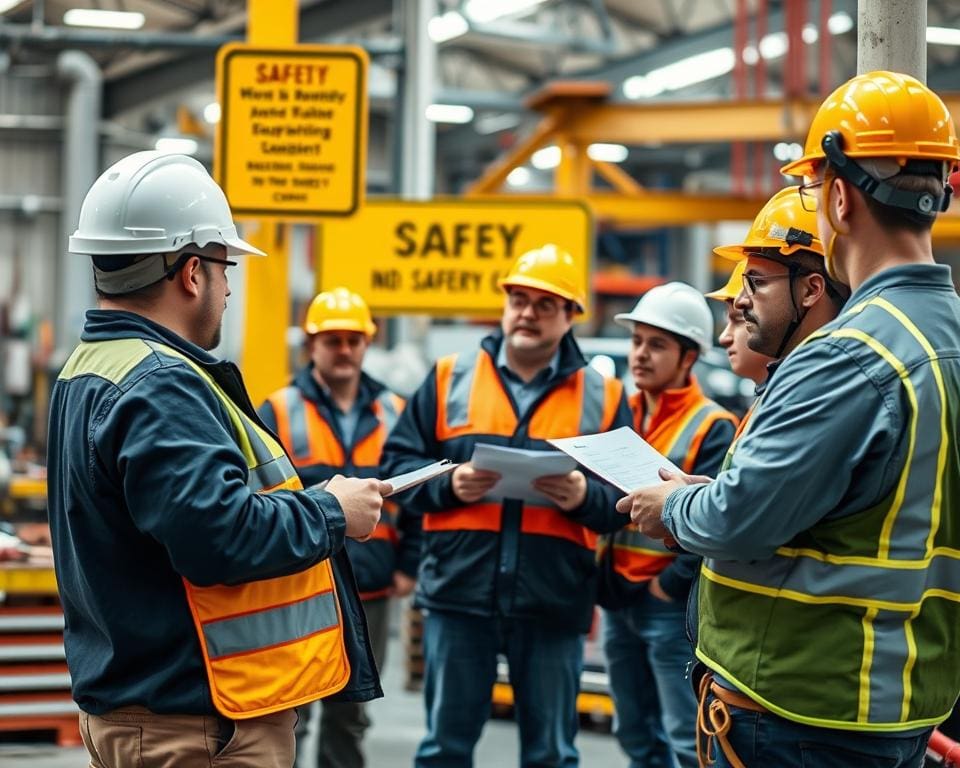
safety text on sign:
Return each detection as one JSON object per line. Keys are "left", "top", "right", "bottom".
{"left": 316, "top": 199, "right": 592, "bottom": 317}
{"left": 214, "top": 44, "right": 368, "bottom": 218}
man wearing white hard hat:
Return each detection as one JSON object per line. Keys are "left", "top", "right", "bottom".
{"left": 599, "top": 282, "right": 737, "bottom": 768}
{"left": 47, "top": 151, "right": 388, "bottom": 767}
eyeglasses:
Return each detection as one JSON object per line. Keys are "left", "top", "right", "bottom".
{"left": 798, "top": 179, "right": 825, "bottom": 212}
{"left": 507, "top": 291, "right": 567, "bottom": 318}
{"left": 741, "top": 270, "right": 800, "bottom": 296}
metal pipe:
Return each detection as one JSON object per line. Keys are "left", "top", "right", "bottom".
{"left": 857, "top": 0, "right": 926, "bottom": 81}
{"left": 56, "top": 50, "right": 101, "bottom": 355}
{"left": 0, "top": 23, "right": 401, "bottom": 56}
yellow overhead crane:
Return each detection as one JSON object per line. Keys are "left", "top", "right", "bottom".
{"left": 466, "top": 81, "right": 960, "bottom": 242}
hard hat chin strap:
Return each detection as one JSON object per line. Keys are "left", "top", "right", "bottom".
{"left": 821, "top": 131, "right": 952, "bottom": 223}
{"left": 772, "top": 264, "right": 809, "bottom": 359}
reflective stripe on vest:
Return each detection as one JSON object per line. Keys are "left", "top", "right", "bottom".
{"left": 611, "top": 400, "right": 730, "bottom": 582}
{"left": 425, "top": 348, "right": 622, "bottom": 549}
{"left": 267, "top": 385, "right": 403, "bottom": 536}
{"left": 697, "top": 296, "right": 959, "bottom": 730}
{"left": 143, "top": 342, "right": 351, "bottom": 720}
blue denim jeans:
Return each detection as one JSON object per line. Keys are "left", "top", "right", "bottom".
{"left": 603, "top": 591, "right": 698, "bottom": 768}
{"left": 415, "top": 610, "right": 584, "bottom": 768}
{"left": 707, "top": 699, "right": 932, "bottom": 768}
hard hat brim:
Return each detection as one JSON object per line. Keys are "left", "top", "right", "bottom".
{"left": 305, "top": 319, "right": 377, "bottom": 337}
{"left": 223, "top": 233, "right": 267, "bottom": 257}
{"left": 613, "top": 312, "right": 710, "bottom": 354}
{"left": 780, "top": 154, "right": 821, "bottom": 178}
{"left": 497, "top": 275, "right": 585, "bottom": 313}
{"left": 713, "top": 244, "right": 746, "bottom": 262}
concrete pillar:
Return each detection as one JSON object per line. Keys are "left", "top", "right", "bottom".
{"left": 857, "top": 0, "right": 926, "bottom": 81}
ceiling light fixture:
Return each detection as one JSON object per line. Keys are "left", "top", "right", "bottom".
{"left": 203, "top": 102, "right": 221, "bottom": 124}
{"left": 425, "top": 104, "right": 474, "bottom": 124}
{"left": 587, "top": 143, "right": 628, "bottom": 163}
{"left": 623, "top": 47, "right": 736, "bottom": 99}
{"left": 531, "top": 145, "right": 561, "bottom": 170}
{"left": 155, "top": 137, "right": 199, "bottom": 156}
{"left": 428, "top": 11, "right": 468, "bottom": 43}
{"left": 507, "top": 167, "right": 531, "bottom": 187}
{"left": 927, "top": 26, "right": 960, "bottom": 46}
{"left": 63, "top": 8, "right": 146, "bottom": 29}
{"left": 464, "top": 0, "right": 546, "bottom": 24}
{"left": 0, "top": 0, "right": 25, "bottom": 15}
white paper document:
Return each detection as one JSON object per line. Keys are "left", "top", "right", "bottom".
{"left": 384, "top": 460, "right": 459, "bottom": 497}
{"left": 470, "top": 444, "right": 577, "bottom": 505}
{"left": 548, "top": 426, "right": 681, "bottom": 494}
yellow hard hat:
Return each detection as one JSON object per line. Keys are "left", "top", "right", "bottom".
{"left": 497, "top": 244, "right": 586, "bottom": 312}
{"left": 781, "top": 70, "right": 960, "bottom": 179}
{"left": 304, "top": 287, "right": 376, "bottom": 337}
{"left": 714, "top": 187, "right": 823, "bottom": 262}
{"left": 705, "top": 260, "right": 746, "bottom": 302}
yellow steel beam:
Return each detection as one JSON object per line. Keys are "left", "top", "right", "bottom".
{"left": 239, "top": 0, "right": 297, "bottom": 404}
{"left": 466, "top": 113, "right": 560, "bottom": 195}
{"left": 584, "top": 191, "right": 768, "bottom": 227}
{"left": 555, "top": 138, "right": 591, "bottom": 197}
{"left": 592, "top": 159, "right": 644, "bottom": 195}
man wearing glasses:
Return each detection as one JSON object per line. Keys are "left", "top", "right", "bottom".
{"left": 47, "top": 151, "right": 388, "bottom": 766}
{"left": 623, "top": 71, "right": 960, "bottom": 767}
{"left": 382, "top": 244, "right": 631, "bottom": 768}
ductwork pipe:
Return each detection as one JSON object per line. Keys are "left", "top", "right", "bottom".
{"left": 56, "top": 50, "right": 101, "bottom": 355}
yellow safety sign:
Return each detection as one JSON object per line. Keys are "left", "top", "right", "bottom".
{"left": 214, "top": 43, "right": 368, "bottom": 218}
{"left": 316, "top": 199, "right": 593, "bottom": 317}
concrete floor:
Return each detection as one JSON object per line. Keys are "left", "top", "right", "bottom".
{"left": 0, "top": 635, "right": 626, "bottom": 768}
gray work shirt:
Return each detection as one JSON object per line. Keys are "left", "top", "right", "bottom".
{"left": 317, "top": 381, "right": 363, "bottom": 447}
{"left": 662, "top": 263, "right": 958, "bottom": 562}
{"left": 496, "top": 343, "right": 561, "bottom": 418}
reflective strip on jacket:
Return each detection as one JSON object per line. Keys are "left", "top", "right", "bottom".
{"left": 697, "top": 289, "right": 960, "bottom": 730}
{"left": 136, "top": 341, "right": 351, "bottom": 719}
{"left": 265, "top": 379, "right": 405, "bottom": 599}
{"left": 380, "top": 332, "right": 631, "bottom": 633}
{"left": 606, "top": 380, "right": 736, "bottom": 586}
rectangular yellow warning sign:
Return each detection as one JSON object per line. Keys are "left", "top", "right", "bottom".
{"left": 316, "top": 199, "right": 593, "bottom": 317}
{"left": 215, "top": 43, "right": 368, "bottom": 218}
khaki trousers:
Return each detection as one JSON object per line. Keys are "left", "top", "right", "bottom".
{"left": 80, "top": 705, "right": 297, "bottom": 768}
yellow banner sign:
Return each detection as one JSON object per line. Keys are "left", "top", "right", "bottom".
{"left": 215, "top": 43, "right": 368, "bottom": 218}
{"left": 316, "top": 199, "right": 592, "bottom": 317}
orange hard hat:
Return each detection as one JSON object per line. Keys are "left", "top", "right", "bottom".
{"left": 705, "top": 260, "right": 746, "bottom": 302}
{"left": 304, "top": 287, "right": 376, "bottom": 337}
{"left": 714, "top": 187, "right": 823, "bottom": 262}
{"left": 497, "top": 244, "right": 587, "bottom": 313}
{"left": 781, "top": 70, "right": 960, "bottom": 179}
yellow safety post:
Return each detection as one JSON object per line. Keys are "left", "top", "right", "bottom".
{"left": 239, "top": 0, "right": 297, "bottom": 405}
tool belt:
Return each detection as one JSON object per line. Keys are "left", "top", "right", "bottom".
{"left": 696, "top": 673, "right": 768, "bottom": 768}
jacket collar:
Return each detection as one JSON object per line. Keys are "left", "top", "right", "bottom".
{"left": 81, "top": 309, "right": 219, "bottom": 367}
{"left": 292, "top": 364, "right": 386, "bottom": 413}
{"left": 630, "top": 376, "right": 707, "bottom": 436}
{"left": 480, "top": 329, "right": 587, "bottom": 382}
{"left": 843, "top": 263, "right": 954, "bottom": 308}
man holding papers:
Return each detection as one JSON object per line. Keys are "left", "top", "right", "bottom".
{"left": 382, "top": 244, "right": 631, "bottom": 768}
{"left": 600, "top": 283, "right": 737, "bottom": 768}
{"left": 259, "top": 287, "right": 418, "bottom": 768}
{"left": 624, "top": 72, "right": 960, "bottom": 767}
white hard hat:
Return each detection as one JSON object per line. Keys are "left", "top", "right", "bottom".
{"left": 69, "top": 151, "right": 265, "bottom": 258}
{"left": 614, "top": 282, "right": 714, "bottom": 354}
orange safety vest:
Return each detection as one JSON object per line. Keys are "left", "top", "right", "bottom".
{"left": 608, "top": 378, "right": 737, "bottom": 584}
{"left": 266, "top": 385, "right": 405, "bottom": 599}
{"left": 424, "top": 348, "right": 623, "bottom": 551}
{"left": 153, "top": 343, "right": 351, "bottom": 720}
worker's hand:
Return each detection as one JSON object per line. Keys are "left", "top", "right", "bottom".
{"left": 648, "top": 575, "right": 674, "bottom": 603}
{"left": 615, "top": 477, "right": 685, "bottom": 542}
{"left": 392, "top": 571, "right": 417, "bottom": 598}
{"left": 451, "top": 463, "right": 500, "bottom": 504}
{"left": 325, "top": 475, "right": 391, "bottom": 541}
{"left": 533, "top": 470, "right": 588, "bottom": 512}
{"left": 660, "top": 468, "right": 713, "bottom": 485}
